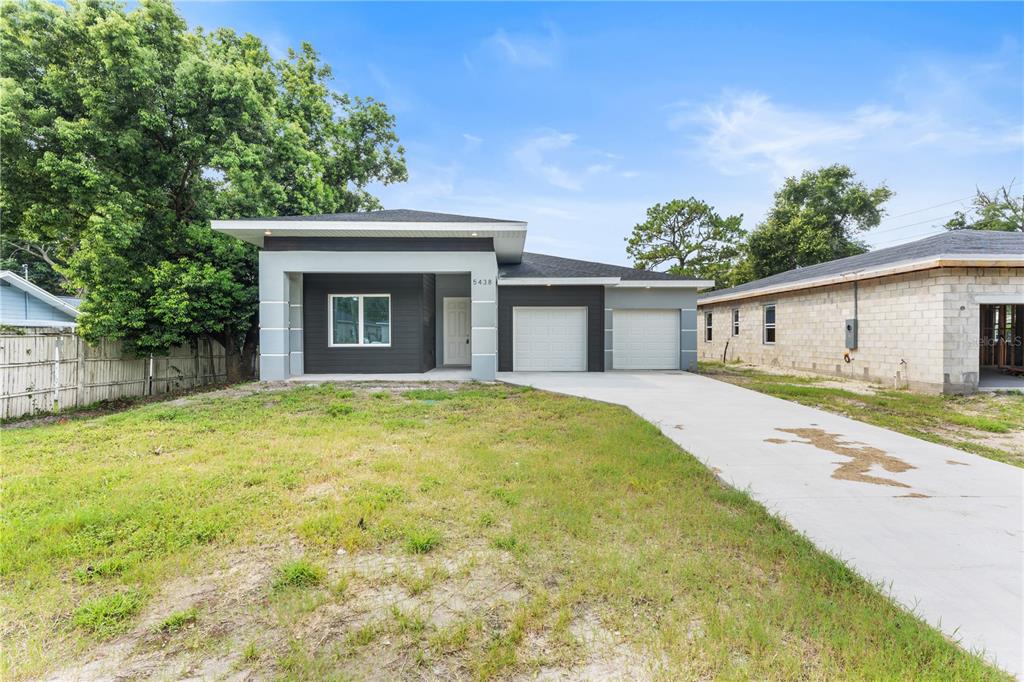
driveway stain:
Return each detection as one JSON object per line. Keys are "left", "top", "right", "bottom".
{"left": 898, "top": 492, "right": 931, "bottom": 499}
{"left": 946, "top": 459, "right": 969, "bottom": 466}
{"left": 770, "top": 427, "right": 916, "bottom": 488}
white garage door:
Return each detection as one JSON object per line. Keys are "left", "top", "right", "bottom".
{"left": 612, "top": 309, "right": 679, "bottom": 370}
{"left": 513, "top": 307, "right": 587, "bottom": 371}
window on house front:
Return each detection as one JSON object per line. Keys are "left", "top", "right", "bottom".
{"left": 731, "top": 308, "right": 740, "bottom": 336}
{"left": 705, "top": 312, "right": 713, "bottom": 342}
{"left": 329, "top": 294, "right": 391, "bottom": 347}
{"left": 763, "top": 304, "right": 776, "bottom": 344}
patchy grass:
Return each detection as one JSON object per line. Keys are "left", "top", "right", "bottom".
{"left": 272, "top": 559, "right": 326, "bottom": 591}
{"left": 700, "top": 361, "right": 1024, "bottom": 467}
{"left": 0, "top": 381, "right": 1009, "bottom": 680}
{"left": 156, "top": 607, "right": 199, "bottom": 633}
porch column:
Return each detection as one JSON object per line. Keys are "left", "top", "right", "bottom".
{"left": 258, "top": 253, "right": 290, "bottom": 381}
{"left": 470, "top": 266, "right": 498, "bottom": 381}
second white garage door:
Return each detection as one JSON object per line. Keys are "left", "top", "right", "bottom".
{"left": 612, "top": 309, "right": 679, "bottom": 370}
{"left": 513, "top": 307, "right": 587, "bottom": 371}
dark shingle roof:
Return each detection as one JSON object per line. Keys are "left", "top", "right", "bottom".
{"left": 236, "top": 209, "right": 520, "bottom": 223}
{"left": 701, "top": 230, "right": 1023, "bottom": 301}
{"left": 499, "top": 252, "right": 689, "bottom": 280}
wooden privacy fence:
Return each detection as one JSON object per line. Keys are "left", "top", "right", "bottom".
{"left": 0, "top": 329, "right": 227, "bottom": 420}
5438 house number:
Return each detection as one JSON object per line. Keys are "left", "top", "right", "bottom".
{"left": 472, "top": 277, "right": 494, "bottom": 286}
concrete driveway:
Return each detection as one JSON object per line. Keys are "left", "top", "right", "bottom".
{"left": 499, "top": 370, "right": 1024, "bottom": 676}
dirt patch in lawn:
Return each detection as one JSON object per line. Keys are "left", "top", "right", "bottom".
{"left": 771, "top": 427, "right": 915, "bottom": 488}
{"left": 39, "top": 539, "right": 642, "bottom": 681}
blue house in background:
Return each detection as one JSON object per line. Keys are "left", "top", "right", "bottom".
{"left": 0, "top": 270, "right": 80, "bottom": 328}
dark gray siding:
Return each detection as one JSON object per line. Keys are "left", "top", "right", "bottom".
{"left": 497, "top": 286, "right": 604, "bottom": 372}
{"left": 304, "top": 274, "right": 430, "bottom": 373}
{"left": 264, "top": 237, "right": 494, "bottom": 252}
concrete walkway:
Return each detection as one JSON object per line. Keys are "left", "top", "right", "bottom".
{"left": 499, "top": 370, "right": 1024, "bottom": 676}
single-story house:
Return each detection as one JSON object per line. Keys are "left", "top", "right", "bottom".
{"left": 697, "top": 230, "right": 1024, "bottom": 394}
{"left": 0, "top": 270, "right": 80, "bottom": 329}
{"left": 212, "top": 209, "right": 712, "bottom": 381}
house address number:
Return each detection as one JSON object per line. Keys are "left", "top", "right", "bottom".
{"left": 472, "top": 277, "right": 494, "bottom": 286}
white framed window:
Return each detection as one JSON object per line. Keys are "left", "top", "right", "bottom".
{"left": 328, "top": 294, "right": 391, "bottom": 347}
{"left": 704, "top": 311, "right": 713, "bottom": 342}
{"left": 731, "top": 308, "right": 740, "bottom": 336}
{"left": 763, "top": 304, "right": 776, "bottom": 344}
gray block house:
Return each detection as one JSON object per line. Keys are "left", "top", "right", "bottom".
{"left": 212, "top": 210, "right": 711, "bottom": 381}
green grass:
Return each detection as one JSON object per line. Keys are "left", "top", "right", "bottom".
{"left": 272, "top": 559, "right": 326, "bottom": 591}
{"left": 700, "top": 361, "right": 1024, "bottom": 467}
{"left": 156, "top": 607, "right": 198, "bottom": 633}
{"left": 0, "top": 381, "right": 1009, "bottom": 680}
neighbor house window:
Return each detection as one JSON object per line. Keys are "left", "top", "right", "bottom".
{"left": 763, "top": 304, "right": 776, "bottom": 344}
{"left": 704, "top": 312, "right": 713, "bottom": 342}
{"left": 328, "top": 294, "right": 391, "bottom": 347}
{"left": 731, "top": 308, "right": 740, "bottom": 336}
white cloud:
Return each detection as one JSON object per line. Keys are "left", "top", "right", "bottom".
{"left": 512, "top": 131, "right": 584, "bottom": 191}
{"left": 677, "top": 53, "right": 1023, "bottom": 181}
{"left": 485, "top": 24, "right": 561, "bottom": 68}
{"left": 462, "top": 133, "right": 483, "bottom": 151}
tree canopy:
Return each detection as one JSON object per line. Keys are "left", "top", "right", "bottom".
{"left": 945, "top": 184, "right": 1023, "bottom": 232}
{"left": 0, "top": 0, "right": 406, "bottom": 378}
{"left": 746, "top": 164, "right": 893, "bottom": 280}
{"left": 626, "top": 198, "right": 745, "bottom": 288}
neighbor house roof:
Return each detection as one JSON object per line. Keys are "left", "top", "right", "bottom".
{"left": 233, "top": 209, "right": 519, "bottom": 224}
{"left": 699, "top": 230, "right": 1024, "bottom": 305}
{"left": 0, "top": 270, "right": 80, "bottom": 327}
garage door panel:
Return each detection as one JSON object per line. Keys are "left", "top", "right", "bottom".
{"left": 513, "top": 307, "right": 587, "bottom": 371}
{"left": 613, "top": 309, "right": 679, "bottom": 370}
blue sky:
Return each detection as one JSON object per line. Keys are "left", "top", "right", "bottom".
{"left": 178, "top": 2, "right": 1024, "bottom": 266}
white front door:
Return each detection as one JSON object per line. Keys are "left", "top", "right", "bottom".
{"left": 443, "top": 297, "right": 471, "bottom": 366}
{"left": 612, "top": 309, "right": 680, "bottom": 369}
{"left": 513, "top": 307, "right": 588, "bottom": 371}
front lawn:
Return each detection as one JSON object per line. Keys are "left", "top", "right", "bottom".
{"left": 700, "top": 361, "right": 1024, "bottom": 468}
{"left": 0, "top": 383, "right": 1008, "bottom": 679}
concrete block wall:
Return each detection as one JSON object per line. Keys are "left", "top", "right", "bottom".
{"left": 697, "top": 269, "right": 948, "bottom": 392}
{"left": 934, "top": 267, "right": 1024, "bottom": 393}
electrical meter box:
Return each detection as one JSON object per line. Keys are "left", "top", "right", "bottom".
{"left": 845, "top": 319, "right": 858, "bottom": 349}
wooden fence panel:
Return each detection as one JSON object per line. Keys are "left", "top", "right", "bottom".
{"left": 0, "top": 330, "right": 228, "bottom": 420}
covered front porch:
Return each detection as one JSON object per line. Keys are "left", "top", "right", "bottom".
{"left": 259, "top": 250, "right": 500, "bottom": 382}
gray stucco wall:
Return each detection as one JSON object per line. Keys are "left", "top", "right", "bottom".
{"left": 604, "top": 288, "right": 699, "bottom": 371}
{"left": 434, "top": 274, "right": 471, "bottom": 365}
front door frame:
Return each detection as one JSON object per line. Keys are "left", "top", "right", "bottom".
{"left": 443, "top": 296, "right": 471, "bottom": 366}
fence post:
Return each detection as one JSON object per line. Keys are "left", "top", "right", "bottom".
{"left": 52, "top": 337, "right": 61, "bottom": 412}
{"left": 76, "top": 335, "right": 86, "bottom": 409}
{"left": 148, "top": 355, "right": 154, "bottom": 396}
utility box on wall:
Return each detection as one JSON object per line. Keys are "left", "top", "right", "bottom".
{"left": 845, "top": 319, "right": 858, "bottom": 349}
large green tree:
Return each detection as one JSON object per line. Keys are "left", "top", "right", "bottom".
{"left": 746, "top": 165, "right": 893, "bottom": 279}
{"left": 0, "top": 0, "right": 406, "bottom": 379}
{"left": 626, "top": 198, "right": 745, "bottom": 288}
{"left": 945, "top": 184, "right": 1023, "bottom": 232}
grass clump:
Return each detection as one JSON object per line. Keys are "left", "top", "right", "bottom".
{"left": 491, "top": 534, "right": 521, "bottom": 552}
{"left": 326, "top": 402, "right": 355, "bottom": 417}
{"left": 241, "top": 640, "right": 260, "bottom": 662}
{"left": 72, "top": 591, "right": 144, "bottom": 636}
{"left": 156, "top": 607, "right": 198, "bottom": 633}
{"left": 404, "top": 527, "right": 441, "bottom": 554}
{"left": 271, "top": 559, "right": 325, "bottom": 591}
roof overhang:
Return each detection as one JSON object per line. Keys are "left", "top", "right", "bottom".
{"left": 0, "top": 270, "right": 80, "bottom": 318}
{"left": 698, "top": 254, "right": 1024, "bottom": 306}
{"left": 498, "top": 277, "right": 714, "bottom": 288}
{"left": 211, "top": 219, "right": 528, "bottom": 263}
